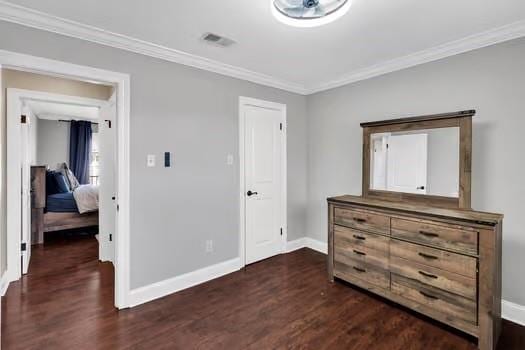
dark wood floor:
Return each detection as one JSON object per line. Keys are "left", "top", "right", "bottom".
{"left": 2, "top": 236, "right": 524, "bottom": 349}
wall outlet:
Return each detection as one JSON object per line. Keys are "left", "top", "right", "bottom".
{"left": 205, "top": 240, "right": 213, "bottom": 253}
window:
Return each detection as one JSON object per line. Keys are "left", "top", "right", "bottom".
{"left": 90, "top": 131, "right": 100, "bottom": 185}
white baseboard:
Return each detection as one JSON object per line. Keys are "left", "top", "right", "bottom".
{"left": 502, "top": 300, "right": 525, "bottom": 326}
{"left": 128, "top": 257, "right": 242, "bottom": 307}
{"left": 286, "top": 238, "right": 307, "bottom": 252}
{"left": 1, "top": 272, "right": 10, "bottom": 296}
{"left": 286, "top": 237, "right": 327, "bottom": 254}
{"left": 304, "top": 238, "right": 328, "bottom": 254}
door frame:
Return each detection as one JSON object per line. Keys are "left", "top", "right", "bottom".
{"left": 238, "top": 96, "right": 287, "bottom": 267}
{"left": 0, "top": 49, "right": 131, "bottom": 309}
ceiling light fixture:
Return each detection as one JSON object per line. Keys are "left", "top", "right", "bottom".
{"left": 271, "top": 0, "right": 352, "bottom": 28}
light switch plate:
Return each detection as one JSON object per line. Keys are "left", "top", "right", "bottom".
{"left": 147, "top": 154, "right": 156, "bottom": 167}
{"left": 227, "top": 154, "right": 234, "bottom": 165}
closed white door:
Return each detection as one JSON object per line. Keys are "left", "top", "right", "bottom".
{"left": 387, "top": 133, "right": 428, "bottom": 194}
{"left": 98, "top": 93, "right": 117, "bottom": 262}
{"left": 243, "top": 102, "right": 285, "bottom": 265}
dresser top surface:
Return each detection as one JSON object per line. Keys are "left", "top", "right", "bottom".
{"left": 328, "top": 195, "right": 503, "bottom": 226}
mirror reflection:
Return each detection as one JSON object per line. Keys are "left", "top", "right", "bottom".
{"left": 370, "top": 127, "right": 460, "bottom": 197}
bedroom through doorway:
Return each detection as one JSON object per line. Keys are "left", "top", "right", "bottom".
{"left": 3, "top": 69, "right": 117, "bottom": 294}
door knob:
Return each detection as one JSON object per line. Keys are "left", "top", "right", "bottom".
{"left": 247, "top": 190, "right": 258, "bottom": 197}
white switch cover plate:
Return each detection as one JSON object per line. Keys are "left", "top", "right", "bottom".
{"left": 147, "top": 154, "right": 156, "bottom": 167}
{"left": 227, "top": 154, "right": 234, "bottom": 165}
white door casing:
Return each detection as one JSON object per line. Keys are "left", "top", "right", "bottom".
{"left": 98, "top": 93, "right": 117, "bottom": 263}
{"left": 386, "top": 133, "right": 428, "bottom": 194}
{"left": 239, "top": 97, "right": 286, "bottom": 266}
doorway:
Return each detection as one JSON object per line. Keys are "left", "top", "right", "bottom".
{"left": 0, "top": 50, "right": 131, "bottom": 308}
{"left": 239, "top": 97, "right": 287, "bottom": 266}
{"left": 6, "top": 87, "right": 116, "bottom": 283}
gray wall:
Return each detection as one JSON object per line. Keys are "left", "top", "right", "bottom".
{"left": 0, "top": 21, "right": 308, "bottom": 289}
{"left": 307, "top": 38, "right": 525, "bottom": 305}
{"left": 36, "top": 119, "right": 70, "bottom": 168}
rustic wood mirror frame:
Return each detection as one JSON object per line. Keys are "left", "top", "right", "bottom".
{"left": 361, "top": 110, "right": 474, "bottom": 209}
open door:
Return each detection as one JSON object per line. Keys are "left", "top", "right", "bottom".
{"left": 20, "top": 111, "right": 32, "bottom": 274}
{"left": 98, "top": 93, "right": 117, "bottom": 263}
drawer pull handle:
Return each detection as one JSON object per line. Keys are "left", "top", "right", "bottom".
{"left": 353, "top": 266, "right": 366, "bottom": 273}
{"left": 419, "top": 291, "right": 439, "bottom": 300}
{"left": 353, "top": 218, "right": 367, "bottom": 223}
{"left": 353, "top": 235, "right": 366, "bottom": 240}
{"left": 419, "top": 230, "right": 439, "bottom": 238}
{"left": 353, "top": 249, "right": 366, "bottom": 256}
{"left": 418, "top": 271, "right": 438, "bottom": 279}
{"left": 418, "top": 252, "right": 439, "bottom": 260}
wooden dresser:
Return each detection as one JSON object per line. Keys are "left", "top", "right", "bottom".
{"left": 328, "top": 195, "right": 503, "bottom": 350}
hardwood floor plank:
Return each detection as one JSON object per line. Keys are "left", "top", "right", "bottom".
{"left": 2, "top": 236, "right": 524, "bottom": 349}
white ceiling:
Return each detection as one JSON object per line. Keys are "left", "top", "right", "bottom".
{"left": 4, "top": 0, "right": 525, "bottom": 93}
{"left": 25, "top": 99, "right": 100, "bottom": 121}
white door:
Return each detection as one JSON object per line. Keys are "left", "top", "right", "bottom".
{"left": 387, "top": 133, "right": 428, "bottom": 194}
{"left": 20, "top": 112, "right": 32, "bottom": 274}
{"left": 98, "top": 93, "right": 117, "bottom": 263}
{"left": 243, "top": 102, "right": 285, "bottom": 265}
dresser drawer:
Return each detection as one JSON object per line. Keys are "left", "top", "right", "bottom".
{"left": 391, "top": 274, "right": 477, "bottom": 325}
{"left": 334, "top": 208, "right": 390, "bottom": 235}
{"left": 390, "top": 256, "right": 476, "bottom": 300}
{"left": 390, "top": 239, "right": 477, "bottom": 279}
{"left": 391, "top": 218, "right": 478, "bottom": 255}
{"left": 334, "top": 241, "right": 388, "bottom": 270}
{"left": 334, "top": 260, "right": 390, "bottom": 290}
{"left": 334, "top": 225, "right": 389, "bottom": 253}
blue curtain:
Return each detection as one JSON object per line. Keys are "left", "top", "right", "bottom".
{"left": 69, "top": 120, "right": 92, "bottom": 184}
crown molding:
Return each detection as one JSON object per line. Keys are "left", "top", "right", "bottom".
{"left": 1, "top": 1, "right": 524, "bottom": 96}
{"left": 0, "top": 1, "right": 308, "bottom": 95}
{"left": 306, "top": 20, "right": 525, "bottom": 94}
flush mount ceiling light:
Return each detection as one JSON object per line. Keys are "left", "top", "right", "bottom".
{"left": 272, "top": 0, "right": 352, "bottom": 28}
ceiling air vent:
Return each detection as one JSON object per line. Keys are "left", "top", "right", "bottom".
{"left": 201, "top": 32, "right": 236, "bottom": 48}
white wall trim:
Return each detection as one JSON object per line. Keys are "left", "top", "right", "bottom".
{"left": 304, "top": 237, "right": 328, "bottom": 254}
{"left": 285, "top": 237, "right": 327, "bottom": 254}
{"left": 0, "top": 49, "right": 131, "bottom": 309}
{"left": 239, "top": 96, "right": 287, "bottom": 267}
{"left": 286, "top": 238, "right": 307, "bottom": 253}
{"left": 0, "top": 1, "right": 307, "bottom": 95}
{"left": 1, "top": 2, "right": 525, "bottom": 95}
{"left": 128, "top": 257, "right": 242, "bottom": 308}
{"left": 1, "top": 272, "right": 10, "bottom": 296}
{"left": 502, "top": 300, "right": 525, "bottom": 326}
{"left": 307, "top": 20, "right": 525, "bottom": 94}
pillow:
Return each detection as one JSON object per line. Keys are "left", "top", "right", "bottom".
{"left": 53, "top": 172, "right": 70, "bottom": 193}
{"left": 46, "top": 170, "right": 60, "bottom": 196}
{"left": 57, "top": 162, "right": 80, "bottom": 190}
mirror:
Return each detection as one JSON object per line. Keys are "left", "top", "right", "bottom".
{"left": 369, "top": 127, "right": 460, "bottom": 198}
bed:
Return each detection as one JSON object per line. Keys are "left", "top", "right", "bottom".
{"left": 31, "top": 166, "right": 99, "bottom": 244}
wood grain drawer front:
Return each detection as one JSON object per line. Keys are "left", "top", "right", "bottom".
{"left": 390, "top": 256, "right": 476, "bottom": 300}
{"left": 334, "top": 208, "right": 390, "bottom": 235}
{"left": 391, "top": 218, "right": 478, "bottom": 255}
{"left": 334, "top": 240, "right": 388, "bottom": 270}
{"left": 390, "top": 239, "right": 477, "bottom": 279}
{"left": 334, "top": 260, "right": 390, "bottom": 290}
{"left": 334, "top": 225, "right": 389, "bottom": 253}
{"left": 391, "top": 274, "right": 477, "bottom": 325}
